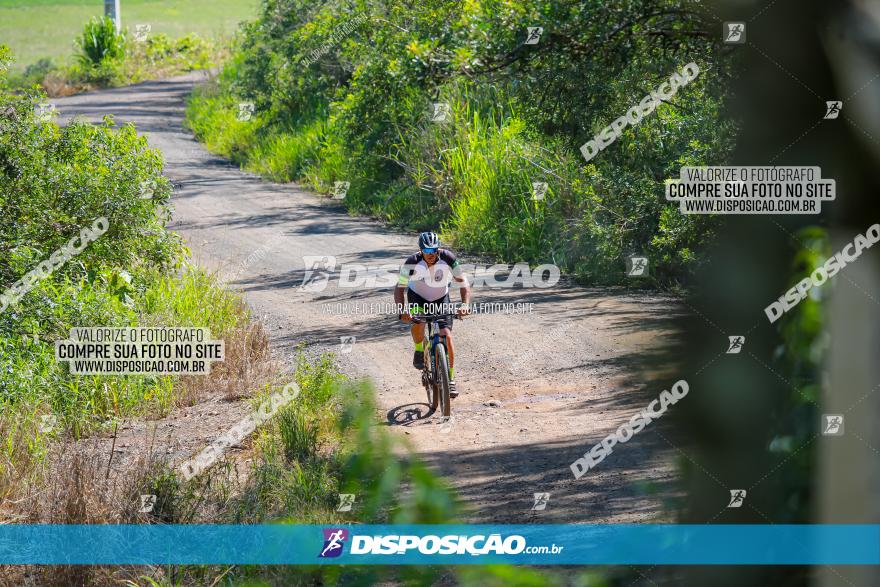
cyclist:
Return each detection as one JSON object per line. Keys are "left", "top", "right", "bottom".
{"left": 395, "top": 231, "right": 471, "bottom": 397}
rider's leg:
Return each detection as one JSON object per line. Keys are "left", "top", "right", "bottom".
{"left": 411, "top": 322, "right": 425, "bottom": 346}
{"left": 411, "top": 322, "right": 426, "bottom": 369}
{"left": 439, "top": 327, "right": 454, "bottom": 374}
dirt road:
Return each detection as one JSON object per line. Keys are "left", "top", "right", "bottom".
{"left": 55, "top": 73, "right": 683, "bottom": 523}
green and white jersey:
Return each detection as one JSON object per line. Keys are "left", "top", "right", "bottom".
{"left": 398, "top": 249, "right": 463, "bottom": 302}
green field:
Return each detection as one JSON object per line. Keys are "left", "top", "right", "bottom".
{"left": 0, "top": 0, "right": 259, "bottom": 71}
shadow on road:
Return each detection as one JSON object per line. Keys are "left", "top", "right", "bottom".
{"left": 387, "top": 402, "right": 435, "bottom": 425}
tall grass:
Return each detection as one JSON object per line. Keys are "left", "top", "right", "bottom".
{"left": 137, "top": 266, "right": 244, "bottom": 333}
{"left": 183, "top": 0, "right": 736, "bottom": 287}
{"left": 188, "top": 79, "right": 588, "bottom": 268}
{"left": 389, "top": 88, "right": 571, "bottom": 264}
{"left": 0, "top": 267, "right": 252, "bottom": 504}
{"left": 4, "top": 343, "right": 616, "bottom": 585}
{"left": 248, "top": 119, "right": 327, "bottom": 182}
{"left": 184, "top": 81, "right": 260, "bottom": 163}
{"left": 75, "top": 16, "right": 126, "bottom": 67}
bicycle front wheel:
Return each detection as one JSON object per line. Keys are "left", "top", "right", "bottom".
{"left": 434, "top": 343, "right": 451, "bottom": 418}
{"left": 426, "top": 366, "right": 439, "bottom": 410}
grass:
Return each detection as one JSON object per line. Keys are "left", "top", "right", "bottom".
{"left": 0, "top": 0, "right": 259, "bottom": 72}
{"left": 186, "top": 80, "right": 583, "bottom": 266}
{"left": 0, "top": 266, "right": 261, "bottom": 504}
{"left": 0, "top": 346, "right": 609, "bottom": 585}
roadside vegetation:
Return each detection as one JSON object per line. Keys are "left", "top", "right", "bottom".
{"left": 5, "top": 354, "right": 616, "bottom": 585}
{"left": 0, "top": 43, "right": 624, "bottom": 585}
{"left": 186, "top": 0, "right": 737, "bottom": 286}
{"left": 7, "top": 16, "right": 225, "bottom": 96}
{"left": 0, "top": 0, "right": 258, "bottom": 93}
{"left": 0, "top": 43, "right": 264, "bottom": 505}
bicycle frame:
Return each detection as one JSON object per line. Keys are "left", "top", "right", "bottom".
{"left": 412, "top": 313, "right": 455, "bottom": 412}
{"left": 423, "top": 319, "right": 446, "bottom": 371}
{"left": 414, "top": 316, "right": 441, "bottom": 370}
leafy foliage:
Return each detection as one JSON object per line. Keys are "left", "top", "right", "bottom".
{"left": 76, "top": 16, "right": 126, "bottom": 67}
{"left": 0, "top": 48, "right": 242, "bottom": 492}
{"left": 11, "top": 21, "right": 226, "bottom": 92}
{"left": 188, "top": 0, "right": 737, "bottom": 285}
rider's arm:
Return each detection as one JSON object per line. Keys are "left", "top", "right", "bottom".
{"left": 454, "top": 275, "right": 471, "bottom": 302}
{"left": 455, "top": 276, "right": 471, "bottom": 313}
{"left": 394, "top": 281, "right": 406, "bottom": 311}
{"left": 443, "top": 250, "right": 472, "bottom": 312}
{"left": 395, "top": 255, "right": 419, "bottom": 319}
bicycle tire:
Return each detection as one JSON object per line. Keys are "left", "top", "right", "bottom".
{"left": 427, "top": 366, "right": 439, "bottom": 410}
{"left": 424, "top": 337, "right": 439, "bottom": 410}
{"left": 434, "top": 343, "right": 451, "bottom": 417}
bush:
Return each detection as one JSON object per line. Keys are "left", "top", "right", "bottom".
{"left": 187, "top": 0, "right": 737, "bottom": 287}
{"left": 76, "top": 17, "right": 126, "bottom": 67}
{"left": 0, "top": 46, "right": 246, "bottom": 496}
{"left": 10, "top": 25, "right": 226, "bottom": 95}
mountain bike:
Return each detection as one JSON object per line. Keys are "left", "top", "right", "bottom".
{"left": 411, "top": 312, "right": 460, "bottom": 418}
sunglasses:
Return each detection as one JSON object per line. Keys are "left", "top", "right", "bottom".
{"left": 421, "top": 248, "right": 438, "bottom": 254}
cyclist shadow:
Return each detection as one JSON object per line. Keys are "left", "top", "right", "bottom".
{"left": 386, "top": 403, "right": 436, "bottom": 425}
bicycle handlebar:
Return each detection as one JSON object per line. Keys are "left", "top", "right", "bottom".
{"left": 408, "top": 313, "right": 463, "bottom": 323}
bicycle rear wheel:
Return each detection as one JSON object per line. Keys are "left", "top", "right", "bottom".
{"left": 434, "top": 343, "right": 451, "bottom": 418}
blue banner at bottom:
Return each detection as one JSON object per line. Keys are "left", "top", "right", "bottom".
{"left": 0, "top": 525, "right": 878, "bottom": 565}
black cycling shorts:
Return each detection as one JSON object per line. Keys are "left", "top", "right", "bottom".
{"left": 406, "top": 289, "right": 454, "bottom": 330}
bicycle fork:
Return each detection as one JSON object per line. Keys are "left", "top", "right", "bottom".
{"left": 431, "top": 333, "right": 449, "bottom": 372}
{"left": 422, "top": 331, "right": 448, "bottom": 378}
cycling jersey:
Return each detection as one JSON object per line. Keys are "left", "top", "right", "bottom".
{"left": 405, "top": 289, "right": 454, "bottom": 330}
{"left": 397, "top": 249, "right": 463, "bottom": 302}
